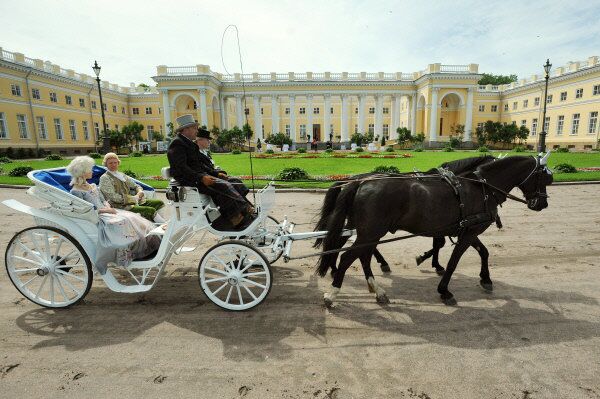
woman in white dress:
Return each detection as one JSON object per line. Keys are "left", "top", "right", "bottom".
{"left": 66, "top": 156, "right": 160, "bottom": 274}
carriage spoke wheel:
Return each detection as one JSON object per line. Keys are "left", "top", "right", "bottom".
{"left": 244, "top": 216, "right": 283, "bottom": 264}
{"left": 199, "top": 241, "right": 272, "bottom": 311}
{"left": 5, "top": 227, "right": 92, "bottom": 308}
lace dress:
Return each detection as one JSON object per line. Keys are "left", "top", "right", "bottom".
{"left": 70, "top": 184, "right": 160, "bottom": 274}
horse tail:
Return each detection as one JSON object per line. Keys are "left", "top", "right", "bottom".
{"left": 313, "top": 181, "right": 345, "bottom": 248}
{"left": 315, "top": 180, "right": 360, "bottom": 277}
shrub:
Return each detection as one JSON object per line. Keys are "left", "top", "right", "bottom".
{"left": 5, "top": 147, "right": 14, "bottom": 159}
{"left": 385, "top": 146, "right": 394, "bottom": 152}
{"left": 478, "top": 146, "right": 489, "bottom": 152}
{"left": 513, "top": 145, "right": 525, "bottom": 152}
{"left": 232, "top": 149, "right": 241, "bottom": 154}
{"left": 554, "top": 163, "right": 577, "bottom": 173}
{"left": 555, "top": 147, "right": 569, "bottom": 153}
{"left": 277, "top": 167, "right": 309, "bottom": 181}
{"left": 266, "top": 149, "right": 275, "bottom": 154}
{"left": 442, "top": 146, "right": 454, "bottom": 152}
{"left": 373, "top": 165, "right": 400, "bottom": 174}
{"left": 325, "top": 148, "right": 333, "bottom": 153}
{"left": 89, "top": 152, "right": 102, "bottom": 159}
{"left": 298, "top": 148, "right": 307, "bottom": 154}
{"left": 123, "top": 169, "right": 138, "bottom": 178}
{"left": 130, "top": 151, "right": 143, "bottom": 157}
{"left": 45, "top": 154, "right": 63, "bottom": 161}
{"left": 413, "top": 147, "right": 424, "bottom": 152}
{"left": 354, "top": 147, "right": 364, "bottom": 153}
{"left": 27, "top": 148, "right": 35, "bottom": 158}
{"left": 16, "top": 148, "right": 26, "bottom": 159}
{"left": 0, "top": 156, "right": 12, "bottom": 163}
{"left": 9, "top": 166, "right": 34, "bottom": 177}
{"left": 36, "top": 149, "right": 47, "bottom": 158}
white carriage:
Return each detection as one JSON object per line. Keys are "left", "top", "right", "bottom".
{"left": 2, "top": 166, "right": 298, "bottom": 311}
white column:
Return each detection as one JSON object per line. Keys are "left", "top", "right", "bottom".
{"left": 375, "top": 94, "right": 384, "bottom": 139}
{"left": 198, "top": 88, "right": 208, "bottom": 127}
{"left": 324, "top": 94, "right": 331, "bottom": 140}
{"left": 235, "top": 94, "right": 243, "bottom": 127}
{"left": 253, "top": 95, "right": 263, "bottom": 139}
{"left": 289, "top": 94, "right": 296, "bottom": 143}
{"left": 410, "top": 92, "right": 417, "bottom": 135}
{"left": 392, "top": 94, "right": 401, "bottom": 138}
{"left": 220, "top": 95, "right": 227, "bottom": 130}
{"left": 161, "top": 90, "right": 171, "bottom": 131}
{"left": 306, "top": 94, "right": 313, "bottom": 140}
{"left": 341, "top": 94, "right": 350, "bottom": 142}
{"left": 271, "top": 94, "right": 279, "bottom": 134}
{"left": 429, "top": 88, "right": 439, "bottom": 142}
{"left": 358, "top": 94, "right": 366, "bottom": 133}
{"left": 465, "top": 87, "right": 474, "bottom": 142}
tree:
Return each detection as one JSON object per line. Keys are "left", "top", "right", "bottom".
{"left": 265, "top": 132, "right": 292, "bottom": 149}
{"left": 108, "top": 129, "right": 128, "bottom": 152}
{"left": 166, "top": 122, "right": 175, "bottom": 140}
{"left": 517, "top": 125, "right": 529, "bottom": 144}
{"left": 138, "top": 83, "right": 150, "bottom": 92}
{"left": 121, "top": 121, "right": 145, "bottom": 150}
{"left": 396, "top": 127, "right": 412, "bottom": 148}
{"left": 242, "top": 123, "right": 253, "bottom": 141}
{"left": 449, "top": 124, "right": 465, "bottom": 148}
{"left": 478, "top": 73, "right": 518, "bottom": 85}
{"left": 152, "top": 131, "right": 165, "bottom": 142}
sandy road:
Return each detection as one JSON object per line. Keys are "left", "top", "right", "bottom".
{"left": 0, "top": 185, "right": 599, "bottom": 399}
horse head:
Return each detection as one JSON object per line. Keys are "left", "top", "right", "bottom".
{"left": 518, "top": 152, "right": 553, "bottom": 211}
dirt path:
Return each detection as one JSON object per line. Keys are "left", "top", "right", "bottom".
{"left": 0, "top": 186, "right": 599, "bottom": 398}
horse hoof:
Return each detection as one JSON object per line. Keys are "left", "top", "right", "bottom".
{"left": 415, "top": 255, "right": 424, "bottom": 266}
{"left": 376, "top": 293, "right": 390, "bottom": 304}
{"left": 480, "top": 281, "right": 494, "bottom": 291}
{"left": 442, "top": 296, "right": 457, "bottom": 306}
{"left": 380, "top": 263, "right": 391, "bottom": 274}
{"left": 435, "top": 267, "right": 445, "bottom": 276}
{"left": 323, "top": 296, "right": 334, "bottom": 308}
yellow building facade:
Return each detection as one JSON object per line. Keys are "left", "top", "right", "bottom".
{"left": 1, "top": 46, "right": 599, "bottom": 154}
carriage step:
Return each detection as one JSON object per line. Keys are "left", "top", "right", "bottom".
{"left": 147, "top": 225, "right": 167, "bottom": 237}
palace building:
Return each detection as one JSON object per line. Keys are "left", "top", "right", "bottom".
{"left": 1, "top": 46, "right": 599, "bottom": 154}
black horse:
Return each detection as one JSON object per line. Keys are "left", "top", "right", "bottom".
{"left": 315, "top": 154, "right": 553, "bottom": 306}
{"left": 313, "top": 155, "right": 498, "bottom": 275}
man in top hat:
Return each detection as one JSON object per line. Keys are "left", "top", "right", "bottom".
{"left": 167, "top": 114, "right": 253, "bottom": 230}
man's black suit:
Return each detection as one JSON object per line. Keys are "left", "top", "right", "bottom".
{"left": 167, "top": 134, "right": 247, "bottom": 219}
{"left": 197, "top": 150, "right": 249, "bottom": 198}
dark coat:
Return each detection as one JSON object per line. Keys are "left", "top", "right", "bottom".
{"left": 167, "top": 134, "right": 216, "bottom": 186}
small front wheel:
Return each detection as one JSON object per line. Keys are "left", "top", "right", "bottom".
{"left": 198, "top": 241, "right": 272, "bottom": 311}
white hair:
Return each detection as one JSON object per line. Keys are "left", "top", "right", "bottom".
{"left": 66, "top": 156, "right": 96, "bottom": 186}
{"left": 102, "top": 152, "right": 120, "bottom": 166}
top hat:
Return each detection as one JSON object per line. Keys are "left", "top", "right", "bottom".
{"left": 175, "top": 114, "right": 199, "bottom": 132}
{"left": 197, "top": 127, "right": 213, "bottom": 140}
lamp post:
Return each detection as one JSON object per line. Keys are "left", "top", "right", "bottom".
{"left": 92, "top": 61, "right": 110, "bottom": 154}
{"left": 539, "top": 59, "right": 552, "bottom": 153}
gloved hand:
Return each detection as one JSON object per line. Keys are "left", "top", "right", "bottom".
{"left": 202, "top": 175, "right": 216, "bottom": 186}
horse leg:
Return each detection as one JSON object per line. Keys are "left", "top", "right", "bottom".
{"left": 329, "top": 233, "right": 351, "bottom": 279}
{"left": 373, "top": 248, "right": 391, "bottom": 273}
{"left": 323, "top": 245, "right": 362, "bottom": 307}
{"left": 437, "top": 235, "right": 474, "bottom": 305}
{"left": 361, "top": 251, "right": 390, "bottom": 304}
{"left": 472, "top": 237, "right": 492, "bottom": 291}
{"left": 431, "top": 236, "right": 446, "bottom": 275}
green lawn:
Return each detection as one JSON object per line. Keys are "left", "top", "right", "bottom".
{"left": 1, "top": 151, "right": 599, "bottom": 188}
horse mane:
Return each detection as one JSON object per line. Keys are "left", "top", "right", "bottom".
{"left": 441, "top": 155, "right": 496, "bottom": 175}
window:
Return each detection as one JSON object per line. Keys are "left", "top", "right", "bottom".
{"left": 299, "top": 107, "right": 305, "bottom": 114}
{"left": 355, "top": 107, "right": 358, "bottom": 114}
{"left": 521, "top": 120, "right": 527, "bottom": 127}
{"left": 121, "top": 106, "right": 125, "bottom": 114}
{"left": 65, "top": 95, "right": 72, "bottom": 105}
{"left": 571, "top": 113, "right": 580, "bottom": 135}
{"left": 330, "top": 107, "right": 334, "bottom": 114}
{"left": 79, "top": 98, "right": 85, "bottom": 107}
{"left": 285, "top": 108, "right": 290, "bottom": 115}
{"left": 260, "top": 108, "right": 264, "bottom": 115}
{"left": 557, "top": 115, "right": 564, "bottom": 135}
{"left": 477, "top": 122, "right": 484, "bottom": 130}
{"left": 313, "top": 107, "right": 319, "bottom": 114}
{"left": 17, "top": 114, "right": 28, "bottom": 139}
{"left": 594, "top": 85, "right": 600, "bottom": 96}
{"left": 11, "top": 84, "right": 21, "bottom": 96}
{"left": 588, "top": 112, "right": 598, "bottom": 134}
{"left": 368, "top": 123, "right": 374, "bottom": 134}
{"left": 491, "top": 105, "right": 498, "bottom": 112}
{"left": 543, "top": 116, "right": 550, "bottom": 133}
{"left": 369, "top": 107, "right": 375, "bottom": 114}
{"left": 103, "top": 103, "right": 107, "bottom": 111}
{"left": 383, "top": 124, "right": 389, "bottom": 135}
{"left": 82, "top": 121, "right": 89, "bottom": 140}
{"left": 36, "top": 116, "right": 47, "bottom": 139}
{"left": 112, "top": 105, "right": 117, "bottom": 113}
{"left": 285, "top": 124, "right": 290, "bottom": 136}
{"left": 32, "top": 88, "right": 40, "bottom": 100}
{"left": 504, "top": 104, "right": 509, "bottom": 111}
{"left": 132, "top": 107, "right": 139, "bottom": 115}
{"left": 531, "top": 118, "right": 538, "bottom": 136}
{"left": 145, "top": 107, "right": 152, "bottom": 115}
{"left": 383, "top": 107, "right": 389, "bottom": 114}
{"left": 53, "top": 118, "right": 64, "bottom": 140}
{"left": 478, "top": 105, "right": 485, "bottom": 112}
{"left": 546, "top": 94, "right": 553, "bottom": 104}
{"left": 147, "top": 125, "right": 154, "bottom": 141}
{"left": 512, "top": 102, "right": 518, "bottom": 110}
{"left": 560, "top": 92, "right": 567, "bottom": 101}
{"left": 91, "top": 100, "right": 97, "bottom": 109}
{"left": 94, "top": 122, "right": 100, "bottom": 140}
{"left": 0, "top": 113, "right": 7, "bottom": 139}
{"left": 244, "top": 108, "right": 249, "bottom": 115}
{"left": 50, "top": 92, "right": 57, "bottom": 103}
{"left": 534, "top": 97, "right": 540, "bottom": 106}
{"left": 354, "top": 124, "right": 358, "bottom": 134}
{"left": 330, "top": 124, "right": 334, "bottom": 134}
{"left": 299, "top": 124, "right": 306, "bottom": 138}
{"left": 575, "top": 88, "right": 583, "bottom": 99}
{"left": 69, "top": 119, "right": 77, "bottom": 141}
{"left": 523, "top": 99, "right": 528, "bottom": 108}
{"left": 191, "top": 101, "right": 197, "bottom": 110}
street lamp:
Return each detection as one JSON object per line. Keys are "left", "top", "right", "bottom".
{"left": 539, "top": 58, "right": 552, "bottom": 153}
{"left": 92, "top": 61, "right": 110, "bottom": 154}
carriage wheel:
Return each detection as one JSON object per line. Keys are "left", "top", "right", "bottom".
{"left": 245, "top": 216, "right": 284, "bottom": 264}
{"left": 198, "top": 241, "right": 272, "bottom": 311}
{"left": 5, "top": 226, "right": 92, "bottom": 308}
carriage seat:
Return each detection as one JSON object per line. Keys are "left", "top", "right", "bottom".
{"left": 161, "top": 167, "right": 221, "bottom": 221}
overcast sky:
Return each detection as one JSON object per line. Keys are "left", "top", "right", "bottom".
{"left": 2, "top": 0, "right": 599, "bottom": 87}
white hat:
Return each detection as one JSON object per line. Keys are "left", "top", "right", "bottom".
{"left": 175, "top": 114, "right": 199, "bottom": 132}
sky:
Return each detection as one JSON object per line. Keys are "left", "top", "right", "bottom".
{"left": 2, "top": 0, "right": 600, "bottom": 87}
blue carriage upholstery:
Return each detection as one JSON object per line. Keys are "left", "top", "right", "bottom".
{"left": 32, "top": 165, "right": 154, "bottom": 193}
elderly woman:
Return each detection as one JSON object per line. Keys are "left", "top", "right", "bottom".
{"left": 67, "top": 156, "right": 160, "bottom": 274}
{"left": 99, "top": 152, "right": 166, "bottom": 222}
